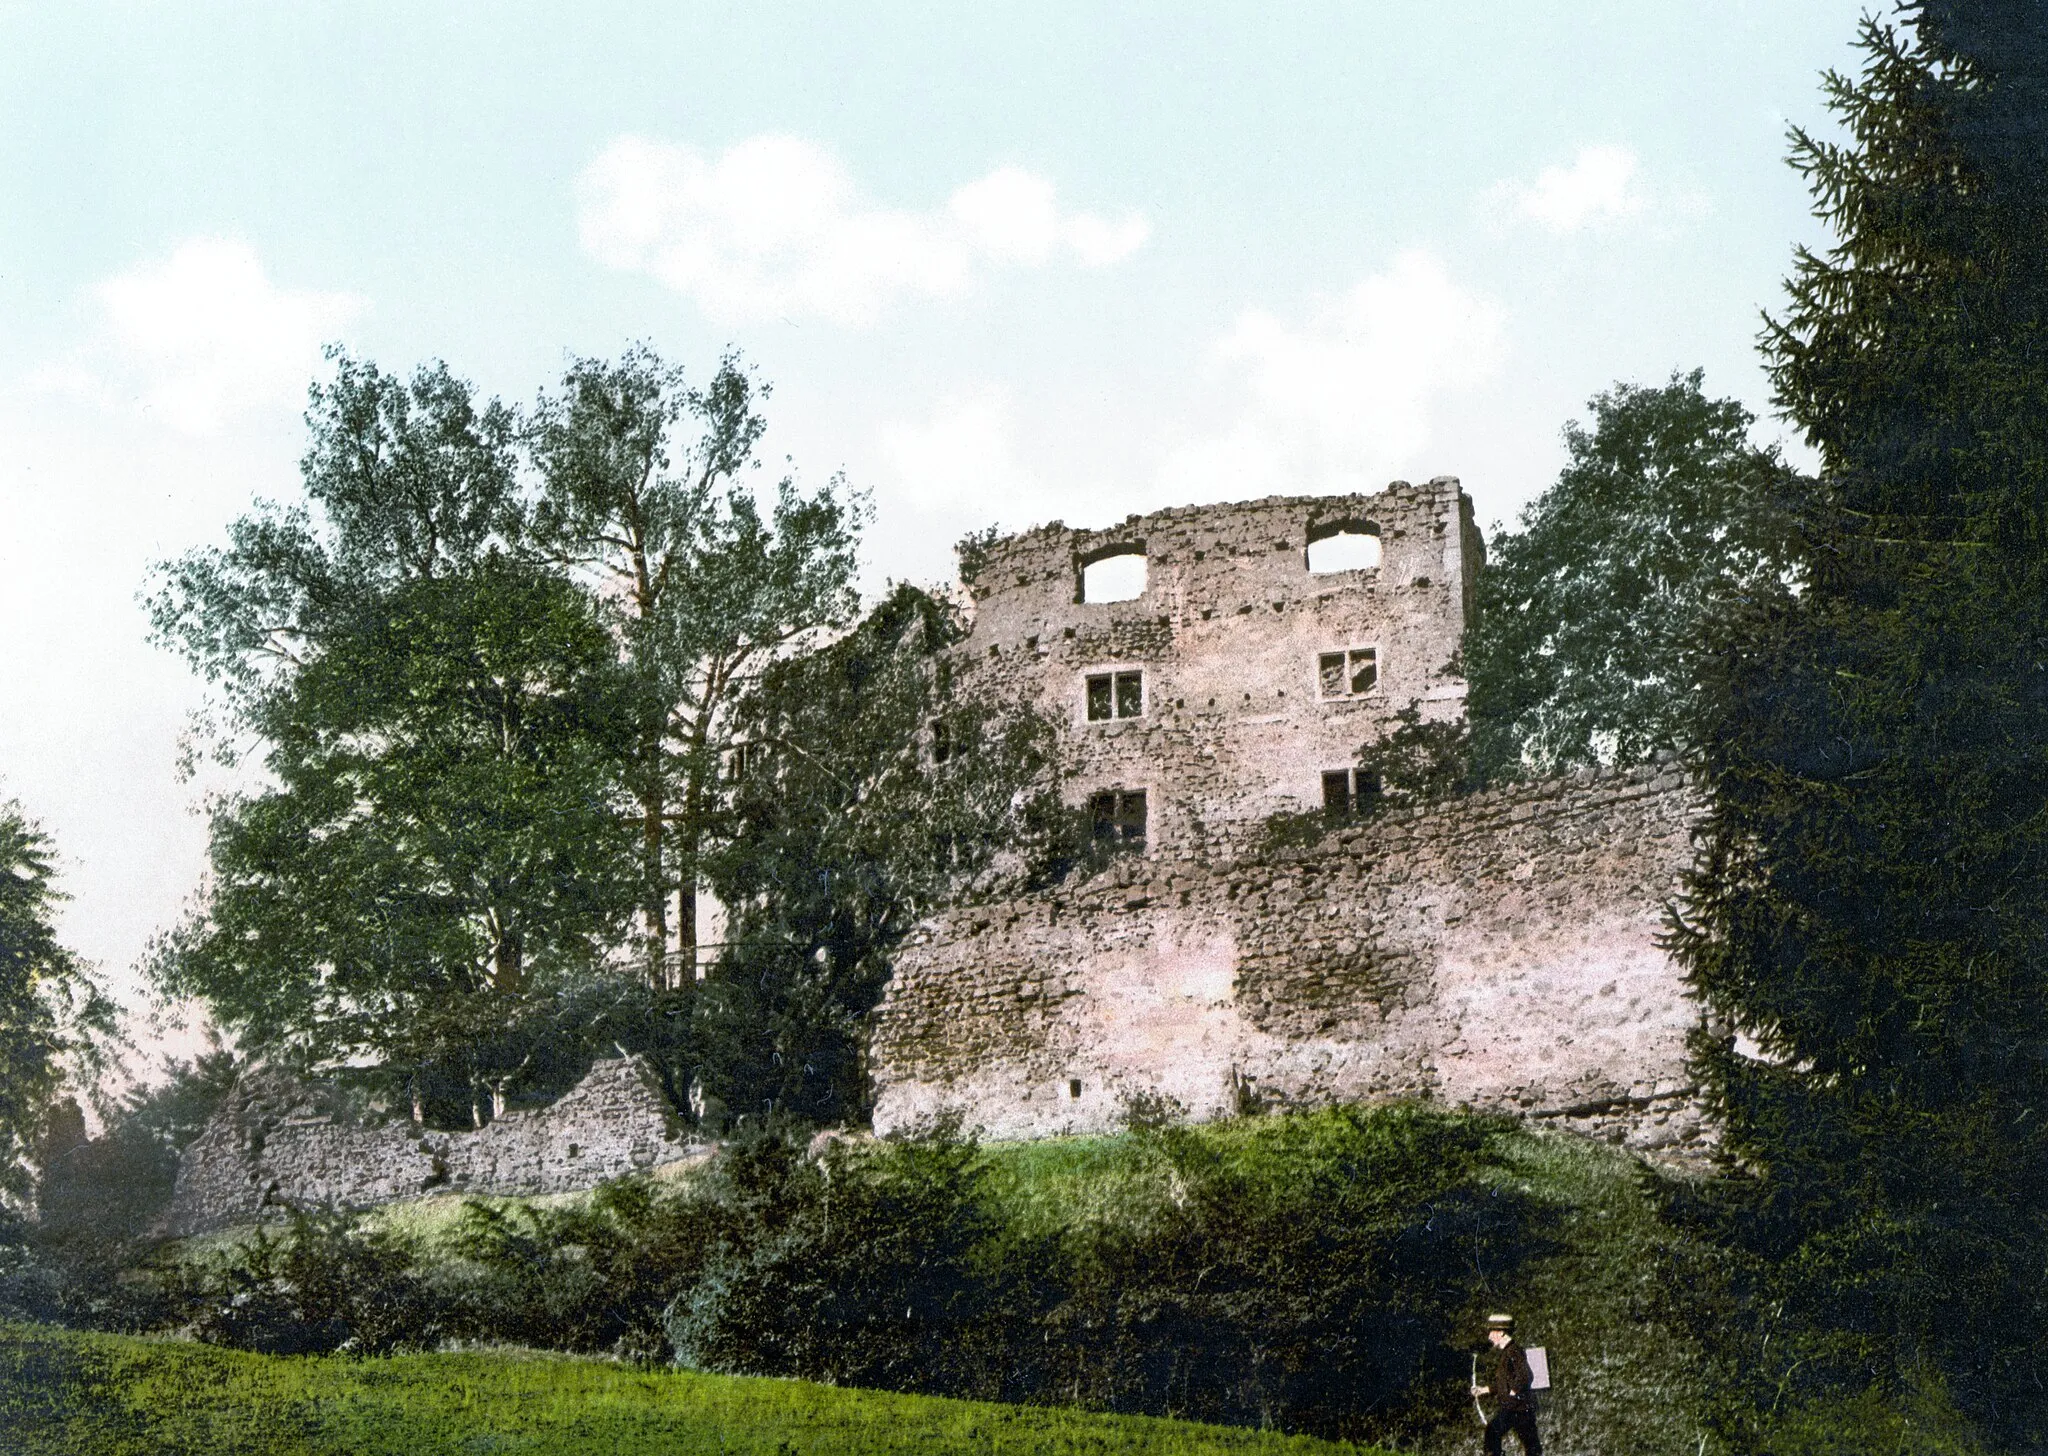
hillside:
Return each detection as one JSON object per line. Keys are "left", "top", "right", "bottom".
{"left": 0, "top": 1323, "right": 1388, "bottom": 1456}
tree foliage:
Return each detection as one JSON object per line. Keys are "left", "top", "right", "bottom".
{"left": 1466, "top": 370, "right": 1809, "bottom": 777}
{"left": 698, "top": 585, "right": 1062, "bottom": 1121}
{"left": 527, "top": 349, "right": 862, "bottom": 987}
{"left": 0, "top": 804, "right": 110, "bottom": 1205}
{"left": 149, "top": 355, "right": 642, "bottom": 1122}
{"left": 149, "top": 346, "right": 882, "bottom": 1127}
{"left": 1672, "top": 6, "right": 2048, "bottom": 1443}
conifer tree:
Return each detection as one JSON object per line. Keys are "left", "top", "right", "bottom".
{"left": 1674, "top": 4, "right": 2048, "bottom": 1438}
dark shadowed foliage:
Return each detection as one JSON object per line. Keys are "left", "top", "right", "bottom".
{"left": 696, "top": 585, "right": 1062, "bottom": 1124}
{"left": 1671, "top": 5, "right": 2048, "bottom": 1447}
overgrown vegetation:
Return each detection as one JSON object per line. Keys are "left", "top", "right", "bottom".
{"left": 0, "top": 1322, "right": 1393, "bottom": 1456}
{"left": 6, "top": 1106, "right": 1564, "bottom": 1447}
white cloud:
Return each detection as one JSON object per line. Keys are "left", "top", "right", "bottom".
{"left": 879, "top": 389, "right": 1050, "bottom": 518}
{"left": 1160, "top": 250, "right": 1507, "bottom": 500}
{"left": 46, "top": 238, "right": 363, "bottom": 434}
{"left": 577, "top": 135, "right": 1149, "bottom": 326}
{"left": 1492, "top": 145, "right": 1648, "bottom": 234}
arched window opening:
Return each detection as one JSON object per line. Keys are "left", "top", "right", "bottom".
{"left": 1079, "top": 549, "right": 1147, "bottom": 603}
{"left": 1305, "top": 522, "right": 1382, "bottom": 574}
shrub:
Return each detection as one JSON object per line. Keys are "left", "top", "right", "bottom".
{"left": 1029, "top": 1105, "right": 1542, "bottom": 1443}
{"left": 440, "top": 1175, "right": 726, "bottom": 1360}
{"left": 185, "top": 1211, "right": 433, "bottom": 1355}
{"left": 666, "top": 1123, "right": 1019, "bottom": 1393}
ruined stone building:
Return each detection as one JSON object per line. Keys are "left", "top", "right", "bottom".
{"left": 952, "top": 477, "right": 1484, "bottom": 854}
{"left": 162, "top": 479, "right": 1709, "bottom": 1232}
{"left": 871, "top": 480, "right": 1709, "bottom": 1160}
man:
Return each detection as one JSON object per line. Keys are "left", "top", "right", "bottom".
{"left": 1471, "top": 1312, "right": 1541, "bottom": 1456}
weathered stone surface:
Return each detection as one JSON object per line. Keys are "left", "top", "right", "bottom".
{"left": 871, "top": 763, "right": 1709, "bottom": 1162}
{"left": 956, "top": 480, "right": 1482, "bottom": 853}
{"left": 159, "top": 1055, "right": 692, "bottom": 1237}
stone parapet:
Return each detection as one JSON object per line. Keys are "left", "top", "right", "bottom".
{"left": 871, "top": 762, "right": 1710, "bottom": 1163}
{"left": 158, "top": 1054, "right": 692, "bottom": 1237}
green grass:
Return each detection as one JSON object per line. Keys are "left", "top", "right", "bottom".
{"left": 980, "top": 1121, "right": 1726, "bottom": 1456}
{"left": 0, "top": 1323, "right": 1391, "bottom": 1456}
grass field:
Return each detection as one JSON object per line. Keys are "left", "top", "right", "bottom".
{"left": 0, "top": 1323, "right": 1393, "bottom": 1456}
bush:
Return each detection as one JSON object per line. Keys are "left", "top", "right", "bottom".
{"left": 185, "top": 1211, "right": 434, "bottom": 1355}
{"left": 664, "top": 1106, "right": 1544, "bottom": 1444}
{"left": 667, "top": 1122, "right": 1024, "bottom": 1393}
{"left": 440, "top": 1175, "right": 726, "bottom": 1361}
{"left": 1026, "top": 1106, "right": 1542, "bottom": 1443}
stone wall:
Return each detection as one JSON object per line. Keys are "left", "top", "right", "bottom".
{"left": 871, "top": 762, "right": 1709, "bottom": 1160}
{"left": 159, "top": 1055, "right": 693, "bottom": 1237}
{"left": 955, "top": 481, "right": 1483, "bottom": 852}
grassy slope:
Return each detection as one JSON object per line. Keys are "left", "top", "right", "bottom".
{"left": 982, "top": 1122, "right": 1719, "bottom": 1456}
{"left": 0, "top": 1324, "right": 1390, "bottom": 1456}
{"left": 155, "top": 1117, "right": 1719, "bottom": 1455}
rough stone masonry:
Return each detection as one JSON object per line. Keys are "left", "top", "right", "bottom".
{"left": 159, "top": 1055, "right": 694, "bottom": 1237}
{"left": 871, "top": 482, "right": 1711, "bottom": 1159}
{"left": 163, "top": 480, "right": 1711, "bottom": 1225}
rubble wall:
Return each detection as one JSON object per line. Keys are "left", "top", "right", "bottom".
{"left": 159, "top": 1055, "right": 692, "bottom": 1237}
{"left": 871, "top": 762, "right": 1709, "bottom": 1160}
{"left": 955, "top": 481, "right": 1484, "bottom": 852}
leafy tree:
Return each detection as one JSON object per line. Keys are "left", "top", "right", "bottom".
{"left": 527, "top": 348, "right": 862, "bottom": 989}
{"left": 0, "top": 804, "right": 110, "bottom": 1205}
{"left": 698, "top": 585, "right": 1061, "bottom": 1122}
{"left": 1466, "top": 370, "right": 1809, "bottom": 777}
{"left": 1672, "top": 6, "right": 2048, "bottom": 1443}
{"left": 149, "top": 355, "right": 641, "bottom": 1123}
{"left": 35, "top": 1047, "right": 239, "bottom": 1245}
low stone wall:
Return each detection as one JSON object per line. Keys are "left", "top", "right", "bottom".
{"left": 159, "top": 1055, "right": 693, "bottom": 1237}
{"left": 871, "top": 762, "right": 1709, "bottom": 1160}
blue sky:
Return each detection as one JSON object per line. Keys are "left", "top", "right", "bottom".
{"left": 0, "top": 2, "right": 1869, "bottom": 1055}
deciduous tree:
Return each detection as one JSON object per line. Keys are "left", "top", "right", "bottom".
{"left": 149, "top": 355, "right": 639, "bottom": 1122}
{"left": 698, "top": 585, "right": 1061, "bottom": 1121}
{"left": 527, "top": 348, "right": 862, "bottom": 991}
{"left": 0, "top": 803, "right": 111, "bottom": 1205}
{"left": 1465, "top": 370, "right": 1808, "bottom": 777}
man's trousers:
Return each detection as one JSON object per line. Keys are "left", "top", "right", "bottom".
{"left": 1484, "top": 1406, "right": 1541, "bottom": 1456}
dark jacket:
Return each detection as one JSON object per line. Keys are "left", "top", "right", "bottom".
{"left": 1492, "top": 1340, "right": 1536, "bottom": 1412}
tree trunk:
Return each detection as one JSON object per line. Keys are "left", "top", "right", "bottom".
{"left": 643, "top": 780, "right": 668, "bottom": 988}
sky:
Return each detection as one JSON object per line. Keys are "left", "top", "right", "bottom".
{"left": 0, "top": 2, "right": 1870, "bottom": 1066}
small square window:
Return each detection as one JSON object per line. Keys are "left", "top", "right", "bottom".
{"left": 1086, "top": 670, "right": 1144, "bottom": 721}
{"left": 1088, "top": 789, "right": 1148, "bottom": 848}
{"left": 1321, "top": 767, "right": 1382, "bottom": 820}
{"left": 1318, "top": 647, "right": 1379, "bottom": 698}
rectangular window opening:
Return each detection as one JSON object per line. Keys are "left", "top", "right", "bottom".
{"left": 1068, "top": 1078, "right": 1082, "bottom": 1100}
{"left": 1322, "top": 768, "right": 1382, "bottom": 821}
{"left": 1319, "top": 647, "right": 1379, "bottom": 698}
{"left": 1085, "top": 670, "right": 1144, "bottom": 721}
{"left": 1088, "top": 789, "right": 1148, "bottom": 849}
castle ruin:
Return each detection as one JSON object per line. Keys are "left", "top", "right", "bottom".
{"left": 871, "top": 481, "right": 1709, "bottom": 1159}
{"left": 161, "top": 480, "right": 1710, "bottom": 1231}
